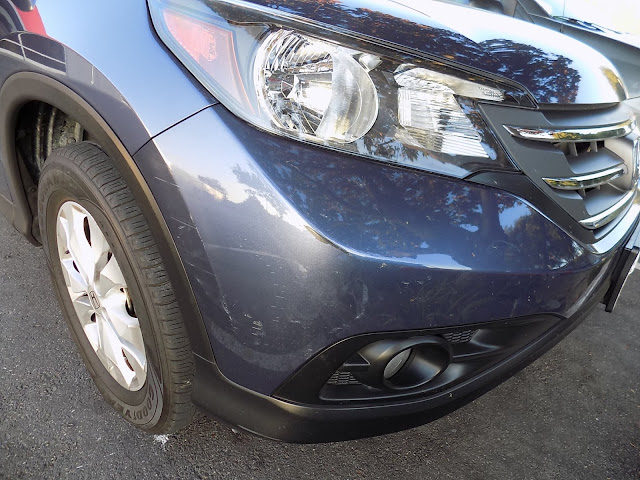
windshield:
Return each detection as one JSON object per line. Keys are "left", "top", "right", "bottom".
{"left": 537, "top": 0, "right": 640, "bottom": 35}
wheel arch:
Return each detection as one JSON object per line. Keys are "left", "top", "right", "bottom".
{"left": 0, "top": 72, "right": 146, "bottom": 240}
{"left": 0, "top": 71, "right": 215, "bottom": 363}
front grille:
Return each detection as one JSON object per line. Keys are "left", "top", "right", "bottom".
{"left": 549, "top": 139, "right": 623, "bottom": 195}
{"left": 478, "top": 102, "right": 640, "bottom": 248}
{"left": 504, "top": 118, "right": 638, "bottom": 234}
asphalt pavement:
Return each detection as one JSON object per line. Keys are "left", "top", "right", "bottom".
{"left": 1, "top": 216, "right": 639, "bottom": 479}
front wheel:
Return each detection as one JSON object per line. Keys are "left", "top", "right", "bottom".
{"left": 38, "top": 142, "right": 195, "bottom": 433}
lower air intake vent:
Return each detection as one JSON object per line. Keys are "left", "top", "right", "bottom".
{"left": 326, "top": 371, "right": 361, "bottom": 386}
{"left": 290, "top": 317, "right": 561, "bottom": 404}
{"left": 442, "top": 329, "right": 477, "bottom": 344}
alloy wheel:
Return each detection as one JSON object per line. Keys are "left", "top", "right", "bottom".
{"left": 55, "top": 201, "right": 147, "bottom": 391}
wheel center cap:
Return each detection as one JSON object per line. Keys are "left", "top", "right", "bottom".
{"left": 89, "top": 290, "right": 101, "bottom": 310}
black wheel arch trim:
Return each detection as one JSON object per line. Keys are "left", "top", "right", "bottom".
{"left": 0, "top": 71, "right": 215, "bottom": 363}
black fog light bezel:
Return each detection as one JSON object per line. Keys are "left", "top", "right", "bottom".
{"left": 273, "top": 316, "right": 561, "bottom": 405}
{"left": 354, "top": 336, "right": 452, "bottom": 391}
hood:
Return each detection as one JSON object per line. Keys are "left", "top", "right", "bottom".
{"left": 618, "top": 33, "right": 640, "bottom": 49}
{"left": 568, "top": 23, "right": 640, "bottom": 48}
{"left": 559, "top": 24, "right": 640, "bottom": 98}
{"left": 246, "top": 0, "right": 628, "bottom": 105}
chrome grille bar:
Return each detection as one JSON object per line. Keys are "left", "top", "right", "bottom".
{"left": 543, "top": 165, "right": 626, "bottom": 190}
{"left": 579, "top": 189, "right": 637, "bottom": 230}
{"left": 504, "top": 118, "right": 636, "bottom": 142}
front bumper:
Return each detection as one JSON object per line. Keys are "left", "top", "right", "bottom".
{"left": 190, "top": 286, "right": 606, "bottom": 442}
{"left": 133, "top": 103, "right": 638, "bottom": 440}
{"left": 195, "top": 220, "right": 635, "bottom": 443}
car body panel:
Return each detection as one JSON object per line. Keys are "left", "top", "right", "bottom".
{"left": 137, "top": 103, "right": 619, "bottom": 394}
{"left": 0, "top": 0, "right": 217, "bottom": 225}
{"left": 0, "top": 0, "right": 630, "bottom": 212}
{"left": 33, "top": 0, "right": 219, "bottom": 141}
{"left": 0, "top": 0, "right": 215, "bottom": 155}
{"left": 551, "top": 21, "right": 640, "bottom": 98}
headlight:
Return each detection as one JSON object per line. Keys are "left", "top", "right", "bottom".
{"left": 149, "top": 0, "right": 533, "bottom": 178}
{"left": 254, "top": 30, "right": 379, "bottom": 144}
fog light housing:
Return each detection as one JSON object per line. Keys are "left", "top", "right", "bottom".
{"left": 383, "top": 349, "right": 412, "bottom": 379}
{"left": 354, "top": 336, "right": 452, "bottom": 391}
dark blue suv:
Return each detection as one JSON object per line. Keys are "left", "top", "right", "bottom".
{"left": 0, "top": 0, "right": 638, "bottom": 442}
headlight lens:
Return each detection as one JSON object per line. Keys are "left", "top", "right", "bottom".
{"left": 254, "top": 30, "right": 379, "bottom": 144}
{"left": 149, "top": 0, "right": 530, "bottom": 178}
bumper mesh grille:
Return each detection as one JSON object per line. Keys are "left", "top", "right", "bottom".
{"left": 442, "top": 329, "right": 477, "bottom": 344}
{"left": 327, "top": 371, "right": 361, "bottom": 386}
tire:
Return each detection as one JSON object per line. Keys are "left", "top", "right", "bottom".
{"left": 38, "top": 142, "right": 194, "bottom": 433}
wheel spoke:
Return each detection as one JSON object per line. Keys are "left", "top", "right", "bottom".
{"left": 56, "top": 212, "right": 72, "bottom": 254}
{"left": 71, "top": 294, "right": 94, "bottom": 325}
{"left": 83, "top": 322, "right": 100, "bottom": 351}
{"left": 98, "top": 314, "right": 136, "bottom": 388}
{"left": 87, "top": 215, "right": 111, "bottom": 276}
{"left": 96, "top": 256, "right": 126, "bottom": 296}
{"left": 93, "top": 320, "right": 111, "bottom": 374}
{"left": 57, "top": 214, "right": 89, "bottom": 291}
{"left": 65, "top": 203, "right": 96, "bottom": 284}
{"left": 121, "top": 341, "right": 147, "bottom": 387}
{"left": 60, "top": 258, "right": 90, "bottom": 293}
{"left": 102, "top": 293, "right": 143, "bottom": 350}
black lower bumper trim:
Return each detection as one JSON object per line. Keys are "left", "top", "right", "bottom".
{"left": 605, "top": 218, "right": 640, "bottom": 312}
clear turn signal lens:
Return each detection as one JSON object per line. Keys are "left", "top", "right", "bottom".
{"left": 396, "top": 67, "right": 498, "bottom": 158}
{"left": 254, "top": 30, "right": 379, "bottom": 144}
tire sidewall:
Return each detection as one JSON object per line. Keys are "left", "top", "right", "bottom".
{"left": 39, "top": 160, "right": 166, "bottom": 431}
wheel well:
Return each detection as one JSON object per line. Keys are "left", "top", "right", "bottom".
{"left": 16, "top": 101, "right": 89, "bottom": 182}
{"left": 14, "top": 101, "right": 95, "bottom": 241}
{"left": 0, "top": 72, "right": 151, "bottom": 244}
{"left": 1, "top": 72, "right": 215, "bottom": 363}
